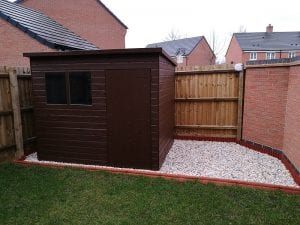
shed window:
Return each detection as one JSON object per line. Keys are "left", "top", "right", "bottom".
{"left": 45, "top": 72, "right": 92, "bottom": 105}
{"left": 45, "top": 73, "right": 67, "bottom": 104}
{"left": 69, "top": 72, "right": 92, "bottom": 105}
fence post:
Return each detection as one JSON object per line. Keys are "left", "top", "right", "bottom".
{"left": 8, "top": 67, "right": 24, "bottom": 159}
{"left": 237, "top": 69, "right": 244, "bottom": 141}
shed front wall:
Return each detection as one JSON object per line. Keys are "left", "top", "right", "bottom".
{"left": 30, "top": 53, "right": 174, "bottom": 169}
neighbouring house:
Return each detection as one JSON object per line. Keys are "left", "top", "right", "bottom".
{"left": 226, "top": 24, "right": 300, "bottom": 64}
{"left": 146, "top": 36, "right": 216, "bottom": 66}
{"left": 16, "top": 0, "right": 127, "bottom": 49}
{"left": 0, "top": 0, "right": 98, "bottom": 66}
{"left": 0, "top": 0, "right": 127, "bottom": 66}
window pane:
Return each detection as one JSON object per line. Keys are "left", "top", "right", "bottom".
{"left": 69, "top": 72, "right": 92, "bottom": 105}
{"left": 45, "top": 73, "right": 67, "bottom": 104}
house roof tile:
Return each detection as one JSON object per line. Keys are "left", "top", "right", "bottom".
{"left": 235, "top": 32, "right": 300, "bottom": 51}
{"left": 146, "top": 36, "right": 203, "bottom": 57}
{"left": 0, "top": 0, "right": 98, "bottom": 50}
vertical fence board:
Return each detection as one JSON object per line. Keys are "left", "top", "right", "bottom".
{"left": 0, "top": 66, "right": 34, "bottom": 162}
{"left": 175, "top": 65, "right": 243, "bottom": 139}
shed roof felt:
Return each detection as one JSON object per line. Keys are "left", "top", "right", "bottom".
{"left": 15, "top": 0, "right": 128, "bottom": 29}
{"left": 0, "top": 0, "right": 98, "bottom": 50}
{"left": 234, "top": 32, "right": 300, "bottom": 51}
{"left": 146, "top": 36, "right": 203, "bottom": 57}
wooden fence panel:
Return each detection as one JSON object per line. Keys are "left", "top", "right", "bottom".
{"left": 0, "top": 66, "right": 34, "bottom": 162}
{"left": 175, "top": 65, "right": 244, "bottom": 139}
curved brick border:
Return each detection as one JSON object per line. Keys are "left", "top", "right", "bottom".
{"left": 15, "top": 160, "right": 300, "bottom": 195}
{"left": 175, "top": 135, "right": 300, "bottom": 187}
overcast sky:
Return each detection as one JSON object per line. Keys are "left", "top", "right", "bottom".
{"left": 10, "top": 0, "right": 300, "bottom": 60}
{"left": 100, "top": 0, "right": 299, "bottom": 60}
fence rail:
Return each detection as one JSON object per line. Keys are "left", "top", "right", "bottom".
{"left": 0, "top": 66, "right": 35, "bottom": 162}
{"left": 175, "top": 65, "right": 244, "bottom": 139}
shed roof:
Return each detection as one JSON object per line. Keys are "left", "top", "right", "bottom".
{"left": 146, "top": 36, "right": 203, "bottom": 57}
{"left": 24, "top": 48, "right": 177, "bottom": 66}
{"left": 0, "top": 0, "right": 98, "bottom": 50}
{"left": 15, "top": 0, "right": 128, "bottom": 29}
{"left": 234, "top": 32, "right": 300, "bottom": 51}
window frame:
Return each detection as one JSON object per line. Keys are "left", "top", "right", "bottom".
{"left": 266, "top": 52, "right": 276, "bottom": 60}
{"left": 288, "top": 51, "right": 296, "bottom": 58}
{"left": 249, "top": 52, "right": 257, "bottom": 60}
{"left": 44, "top": 71, "right": 92, "bottom": 106}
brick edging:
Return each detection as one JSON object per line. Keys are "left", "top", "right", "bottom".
{"left": 14, "top": 160, "right": 300, "bottom": 195}
{"left": 175, "top": 135, "right": 300, "bottom": 186}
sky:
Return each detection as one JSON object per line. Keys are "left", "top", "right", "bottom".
{"left": 9, "top": 0, "right": 300, "bottom": 61}
{"left": 99, "top": 0, "right": 300, "bottom": 61}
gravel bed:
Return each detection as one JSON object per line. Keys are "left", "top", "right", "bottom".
{"left": 24, "top": 140, "right": 298, "bottom": 187}
{"left": 160, "top": 140, "right": 298, "bottom": 187}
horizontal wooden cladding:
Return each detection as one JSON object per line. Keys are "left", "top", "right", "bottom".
{"left": 175, "top": 65, "right": 242, "bottom": 139}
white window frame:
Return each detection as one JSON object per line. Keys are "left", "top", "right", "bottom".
{"left": 266, "top": 52, "right": 276, "bottom": 60}
{"left": 288, "top": 51, "right": 296, "bottom": 58}
{"left": 249, "top": 52, "right": 257, "bottom": 60}
{"left": 176, "top": 55, "right": 184, "bottom": 64}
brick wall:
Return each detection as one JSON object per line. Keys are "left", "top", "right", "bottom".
{"left": 243, "top": 66, "right": 289, "bottom": 149}
{"left": 21, "top": 0, "right": 127, "bottom": 49}
{"left": 243, "top": 62, "right": 300, "bottom": 171}
{"left": 225, "top": 36, "right": 243, "bottom": 64}
{"left": 187, "top": 39, "right": 215, "bottom": 66}
{"left": 283, "top": 65, "right": 300, "bottom": 169}
{"left": 0, "top": 19, "right": 54, "bottom": 67}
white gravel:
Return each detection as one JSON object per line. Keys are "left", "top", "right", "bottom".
{"left": 160, "top": 140, "right": 298, "bottom": 187}
{"left": 24, "top": 140, "right": 299, "bottom": 187}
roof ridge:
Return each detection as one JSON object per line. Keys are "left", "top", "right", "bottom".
{"left": 148, "top": 36, "right": 203, "bottom": 45}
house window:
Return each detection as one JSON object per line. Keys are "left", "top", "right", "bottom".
{"left": 266, "top": 52, "right": 275, "bottom": 60}
{"left": 45, "top": 72, "right": 92, "bottom": 105}
{"left": 176, "top": 55, "right": 184, "bottom": 64}
{"left": 288, "top": 51, "right": 296, "bottom": 58}
{"left": 249, "top": 52, "right": 257, "bottom": 60}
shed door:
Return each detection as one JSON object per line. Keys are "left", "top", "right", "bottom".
{"left": 106, "top": 69, "right": 151, "bottom": 169}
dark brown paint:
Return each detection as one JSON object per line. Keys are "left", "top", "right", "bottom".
{"left": 26, "top": 48, "right": 175, "bottom": 170}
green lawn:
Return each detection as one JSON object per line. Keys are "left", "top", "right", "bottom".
{"left": 0, "top": 164, "right": 299, "bottom": 225}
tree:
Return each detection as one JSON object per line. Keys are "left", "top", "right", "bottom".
{"left": 164, "top": 29, "right": 182, "bottom": 41}
{"left": 237, "top": 25, "right": 247, "bottom": 33}
{"left": 208, "top": 30, "right": 227, "bottom": 63}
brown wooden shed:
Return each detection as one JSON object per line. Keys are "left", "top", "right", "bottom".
{"left": 25, "top": 48, "right": 176, "bottom": 170}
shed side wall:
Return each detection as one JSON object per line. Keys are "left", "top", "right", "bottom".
{"left": 158, "top": 55, "right": 175, "bottom": 169}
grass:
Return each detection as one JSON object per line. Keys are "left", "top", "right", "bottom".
{"left": 0, "top": 164, "right": 299, "bottom": 225}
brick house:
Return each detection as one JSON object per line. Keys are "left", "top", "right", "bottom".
{"left": 0, "top": 0, "right": 127, "bottom": 66}
{"left": 16, "top": 0, "right": 128, "bottom": 49}
{"left": 226, "top": 25, "right": 300, "bottom": 64}
{"left": 147, "top": 36, "right": 216, "bottom": 66}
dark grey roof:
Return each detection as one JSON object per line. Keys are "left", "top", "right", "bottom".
{"left": 15, "top": 0, "right": 128, "bottom": 29}
{"left": 0, "top": 0, "right": 98, "bottom": 50}
{"left": 234, "top": 32, "right": 300, "bottom": 51}
{"left": 146, "top": 36, "right": 203, "bottom": 57}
